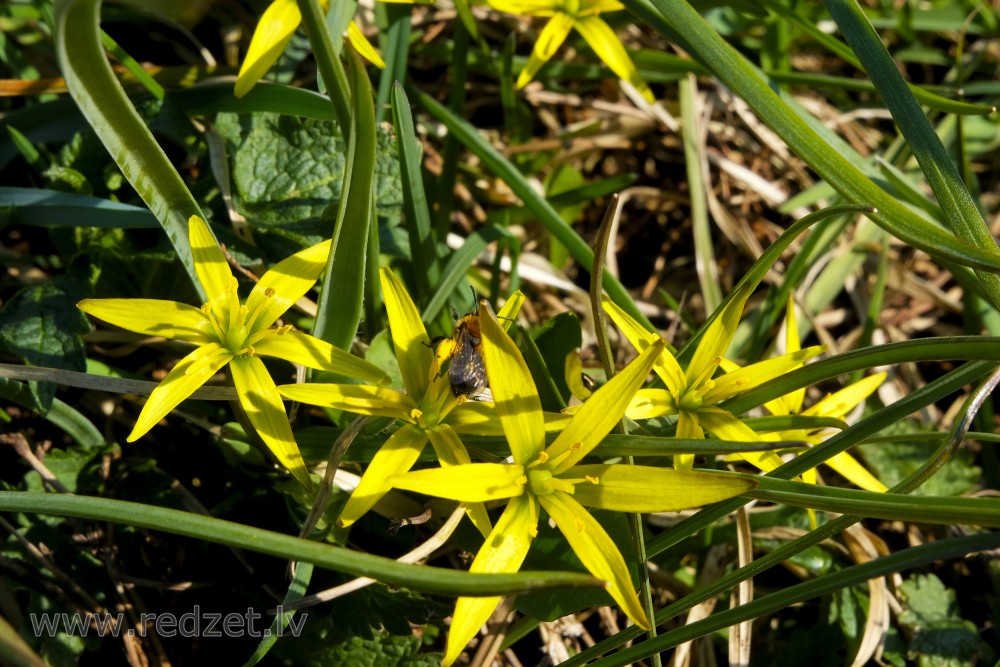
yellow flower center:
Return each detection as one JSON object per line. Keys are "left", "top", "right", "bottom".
{"left": 562, "top": 0, "right": 581, "bottom": 17}
{"left": 678, "top": 387, "right": 703, "bottom": 411}
{"left": 203, "top": 281, "right": 280, "bottom": 355}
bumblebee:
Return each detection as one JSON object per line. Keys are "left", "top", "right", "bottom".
{"left": 447, "top": 311, "right": 488, "bottom": 398}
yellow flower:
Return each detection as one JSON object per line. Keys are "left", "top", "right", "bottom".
{"left": 235, "top": 0, "right": 419, "bottom": 98}
{"left": 762, "top": 298, "right": 888, "bottom": 494}
{"left": 278, "top": 267, "right": 562, "bottom": 535}
{"left": 488, "top": 0, "right": 655, "bottom": 102}
{"left": 78, "top": 215, "right": 389, "bottom": 488}
{"left": 604, "top": 287, "right": 826, "bottom": 471}
{"left": 389, "top": 302, "right": 755, "bottom": 665}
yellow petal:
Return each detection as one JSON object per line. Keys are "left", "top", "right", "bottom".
{"left": 427, "top": 425, "right": 493, "bottom": 537}
{"left": 188, "top": 215, "right": 232, "bottom": 303}
{"left": 580, "top": 0, "right": 625, "bottom": 14}
{"left": 444, "top": 495, "right": 538, "bottom": 666}
{"left": 573, "top": 17, "right": 654, "bottom": 103}
{"left": 781, "top": 296, "right": 806, "bottom": 412}
{"left": 824, "top": 451, "right": 888, "bottom": 493}
{"left": 803, "top": 373, "right": 886, "bottom": 420}
{"left": 478, "top": 303, "right": 545, "bottom": 464}
{"left": 624, "top": 388, "right": 675, "bottom": 420}
{"left": 674, "top": 410, "right": 703, "bottom": 470}
{"left": 486, "top": 0, "right": 561, "bottom": 16}
{"left": 253, "top": 329, "right": 390, "bottom": 385}
{"left": 277, "top": 382, "right": 416, "bottom": 419}
{"left": 244, "top": 239, "right": 332, "bottom": 330}
{"left": 697, "top": 407, "right": 785, "bottom": 472}
{"left": 515, "top": 13, "right": 575, "bottom": 89}
{"left": 128, "top": 343, "right": 233, "bottom": 442}
{"left": 702, "top": 345, "right": 825, "bottom": 405}
{"left": 78, "top": 298, "right": 214, "bottom": 344}
{"left": 346, "top": 21, "right": 386, "bottom": 69}
{"left": 391, "top": 463, "right": 526, "bottom": 502}
{"left": 229, "top": 355, "right": 311, "bottom": 488}
{"left": 565, "top": 351, "right": 593, "bottom": 400}
{"left": 380, "top": 268, "right": 433, "bottom": 400}
{"left": 569, "top": 464, "right": 756, "bottom": 512}
{"left": 547, "top": 341, "right": 663, "bottom": 475}
{"left": 602, "top": 296, "right": 684, "bottom": 391}
{"left": 339, "top": 424, "right": 428, "bottom": 527}
{"left": 235, "top": 0, "right": 301, "bottom": 98}
{"left": 495, "top": 290, "right": 525, "bottom": 328}
{"left": 687, "top": 286, "right": 751, "bottom": 388}
{"left": 538, "top": 491, "right": 649, "bottom": 629}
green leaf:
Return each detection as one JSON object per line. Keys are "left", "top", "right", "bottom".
{"left": 0, "top": 491, "right": 599, "bottom": 596}
{"left": 54, "top": 0, "right": 207, "bottom": 299}
{"left": 823, "top": 0, "right": 1000, "bottom": 308}
{"left": 897, "top": 574, "right": 981, "bottom": 666}
{"left": 532, "top": 311, "right": 583, "bottom": 403}
{"left": 314, "top": 48, "right": 378, "bottom": 351}
{"left": 0, "top": 187, "right": 158, "bottom": 228}
{"left": 0, "top": 281, "right": 89, "bottom": 412}
{"left": 214, "top": 112, "right": 405, "bottom": 258}
{"left": 243, "top": 562, "right": 313, "bottom": 666}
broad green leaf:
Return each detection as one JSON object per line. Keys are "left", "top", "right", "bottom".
{"left": 0, "top": 187, "right": 159, "bottom": 228}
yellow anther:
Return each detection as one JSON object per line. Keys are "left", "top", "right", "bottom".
{"left": 570, "top": 441, "right": 582, "bottom": 451}
{"left": 516, "top": 475, "right": 528, "bottom": 486}
{"left": 245, "top": 345, "right": 255, "bottom": 357}
{"left": 410, "top": 408, "right": 424, "bottom": 421}
{"left": 574, "top": 518, "right": 586, "bottom": 532}
{"left": 200, "top": 303, "right": 211, "bottom": 313}
{"left": 584, "top": 475, "right": 599, "bottom": 485}
{"left": 265, "top": 287, "right": 276, "bottom": 298}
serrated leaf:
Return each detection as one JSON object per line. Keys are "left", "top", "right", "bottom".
{"left": 0, "top": 281, "right": 89, "bottom": 412}
{"left": 215, "top": 112, "right": 405, "bottom": 255}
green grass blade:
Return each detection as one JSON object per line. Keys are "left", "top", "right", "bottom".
{"left": 0, "top": 491, "right": 598, "bottom": 595}
{"left": 391, "top": 83, "right": 440, "bottom": 300}
{"left": 0, "top": 187, "right": 159, "bottom": 228}
{"left": 413, "top": 87, "right": 653, "bottom": 330}
{"left": 54, "top": 0, "right": 206, "bottom": 299}
{"left": 314, "top": 48, "right": 375, "bottom": 351}
{"left": 587, "top": 531, "right": 1000, "bottom": 666}
{"left": 296, "top": 0, "right": 351, "bottom": 131}
{"left": 624, "top": 0, "right": 1000, "bottom": 302}
{"left": 824, "top": 0, "right": 1000, "bottom": 307}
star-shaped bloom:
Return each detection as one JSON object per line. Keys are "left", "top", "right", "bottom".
{"left": 279, "top": 267, "right": 565, "bottom": 535}
{"left": 235, "top": 0, "right": 421, "bottom": 98}
{"left": 761, "top": 298, "right": 887, "bottom": 493}
{"left": 488, "top": 0, "right": 655, "bottom": 102}
{"left": 78, "top": 215, "right": 389, "bottom": 488}
{"left": 604, "top": 287, "right": 826, "bottom": 471}
{"left": 388, "top": 302, "right": 756, "bottom": 665}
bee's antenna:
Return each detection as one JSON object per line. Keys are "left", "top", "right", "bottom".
{"left": 468, "top": 285, "right": 478, "bottom": 313}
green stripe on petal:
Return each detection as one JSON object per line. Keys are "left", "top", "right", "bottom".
{"left": 229, "top": 355, "right": 310, "bottom": 488}
{"left": 479, "top": 303, "right": 545, "bottom": 464}
{"left": 277, "top": 382, "right": 416, "bottom": 419}
{"left": 603, "top": 296, "right": 683, "bottom": 391}
{"left": 339, "top": 424, "right": 428, "bottom": 528}
{"left": 444, "top": 495, "right": 538, "bottom": 666}
{"left": 574, "top": 16, "right": 654, "bottom": 102}
{"left": 253, "top": 329, "right": 389, "bottom": 385}
{"left": 516, "top": 13, "right": 575, "bottom": 88}
{"left": 78, "top": 298, "right": 214, "bottom": 344}
{"left": 391, "top": 463, "right": 527, "bottom": 502}
{"left": 235, "top": 0, "right": 301, "bottom": 98}
{"left": 569, "top": 464, "right": 756, "bottom": 512}
{"left": 702, "top": 345, "right": 825, "bottom": 405}
{"left": 128, "top": 343, "right": 233, "bottom": 442}
{"left": 188, "top": 216, "right": 231, "bottom": 303}
{"left": 538, "top": 491, "right": 650, "bottom": 630}
{"left": 245, "top": 239, "right": 332, "bottom": 331}
{"left": 697, "top": 406, "right": 784, "bottom": 472}
{"left": 547, "top": 341, "right": 663, "bottom": 475}
{"left": 380, "top": 268, "right": 433, "bottom": 399}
